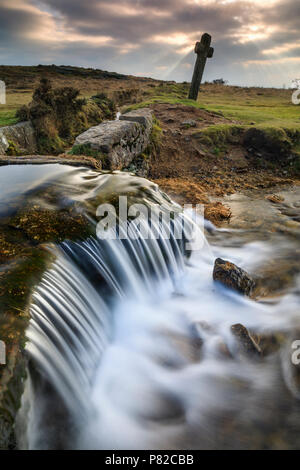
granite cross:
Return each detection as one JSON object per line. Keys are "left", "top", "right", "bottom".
{"left": 188, "top": 33, "right": 214, "bottom": 101}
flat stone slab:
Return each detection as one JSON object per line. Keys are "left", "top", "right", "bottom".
{"left": 0, "top": 155, "right": 102, "bottom": 169}
{"left": 73, "top": 108, "right": 153, "bottom": 170}
{"left": 119, "top": 108, "right": 153, "bottom": 128}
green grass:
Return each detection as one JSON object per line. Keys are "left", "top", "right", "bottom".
{"left": 192, "top": 123, "right": 245, "bottom": 146}
{"left": 0, "top": 110, "right": 19, "bottom": 127}
{"left": 70, "top": 143, "right": 103, "bottom": 158}
{"left": 0, "top": 91, "right": 32, "bottom": 127}
{"left": 1, "top": 73, "right": 299, "bottom": 146}
{"left": 124, "top": 82, "right": 300, "bottom": 131}
{"left": 125, "top": 96, "right": 206, "bottom": 112}
{"left": 201, "top": 95, "right": 300, "bottom": 128}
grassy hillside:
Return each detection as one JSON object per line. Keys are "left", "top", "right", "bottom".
{"left": 0, "top": 65, "right": 298, "bottom": 130}
{"left": 0, "top": 65, "right": 158, "bottom": 127}
{"left": 126, "top": 81, "right": 300, "bottom": 129}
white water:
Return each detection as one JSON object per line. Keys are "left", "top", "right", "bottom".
{"left": 24, "top": 216, "right": 300, "bottom": 449}
{"left": 6, "top": 164, "right": 299, "bottom": 449}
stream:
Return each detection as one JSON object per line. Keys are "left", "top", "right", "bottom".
{"left": 0, "top": 164, "right": 300, "bottom": 449}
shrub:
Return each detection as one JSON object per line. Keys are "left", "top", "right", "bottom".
{"left": 17, "top": 78, "right": 116, "bottom": 155}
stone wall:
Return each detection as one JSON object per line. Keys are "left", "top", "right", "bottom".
{"left": 73, "top": 108, "right": 153, "bottom": 170}
{"left": 0, "top": 121, "right": 37, "bottom": 155}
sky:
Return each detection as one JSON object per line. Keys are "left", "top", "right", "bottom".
{"left": 0, "top": 0, "right": 299, "bottom": 87}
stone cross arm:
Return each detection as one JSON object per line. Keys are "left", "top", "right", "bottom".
{"left": 195, "top": 41, "right": 214, "bottom": 59}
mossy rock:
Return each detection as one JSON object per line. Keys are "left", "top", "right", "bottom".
{"left": 5, "top": 141, "right": 22, "bottom": 157}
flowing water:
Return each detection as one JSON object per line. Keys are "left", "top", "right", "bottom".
{"left": 1, "top": 164, "right": 300, "bottom": 449}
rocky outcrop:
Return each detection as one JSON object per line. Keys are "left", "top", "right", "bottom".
{"left": 0, "top": 121, "right": 37, "bottom": 155}
{"left": 213, "top": 258, "right": 255, "bottom": 296}
{"left": 73, "top": 108, "right": 153, "bottom": 170}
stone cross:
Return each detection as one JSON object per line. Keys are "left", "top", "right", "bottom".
{"left": 188, "top": 33, "right": 214, "bottom": 101}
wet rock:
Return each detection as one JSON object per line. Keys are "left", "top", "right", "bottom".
{"left": 266, "top": 194, "right": 284, "bottom": 204}
{"left": 125, "top": 153, "right": 150, "bottom": 178}
{"left": 0, "top": 122, "right": 37, "bottom": 155}
{"left": 231, "top": 323, "right": 262, "bottom": 357}
{"left": 257, "top": 332, "right": 285, "bottom": 357}
{"left": 213, "top": 258, "right": 255, "bottom": 296}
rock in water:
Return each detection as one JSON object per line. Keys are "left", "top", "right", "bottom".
{"left": 213, "top": 258, "right": 255, "bottom": 296}
{"left": 231, "top": 323, "right": 262, "bottom": 357}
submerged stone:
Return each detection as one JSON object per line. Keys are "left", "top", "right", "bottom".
{"left": 231, "top": 323, "right": 262, "bottom": 357}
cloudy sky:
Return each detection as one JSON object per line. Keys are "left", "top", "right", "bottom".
{"left": 0, "top": 0, "right": 299, "bottom": 87}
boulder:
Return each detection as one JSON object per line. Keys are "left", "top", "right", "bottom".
{"left": 73, "top": 108, "right": 153, "bottom": 170}
{"left": 0, "top": 121, "right": 37, "bottom": 155}
{"left": 213, "top": 258, "right": 255, "bottom": 296}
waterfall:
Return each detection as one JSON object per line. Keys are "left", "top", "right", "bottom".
{"left": 8, "top": 164, "right": 300, "bottom": 450}
{"left": 22, "top": 211, "right": 202, "bottom": 449}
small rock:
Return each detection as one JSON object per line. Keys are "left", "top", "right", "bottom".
{"left": 266, "top": 194, "right": 284, "bottom": 204}
{"left": 171, "top": 130, "right": 182, "bottom": 136}
{"left": 181, "top": 119, "right": 197, "bottom": 128}
{"left": 231, "top": 323, "right": 262, "bottom": 357}
{"left": 213, "top": 258, "right": 255, "bottom": 296}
